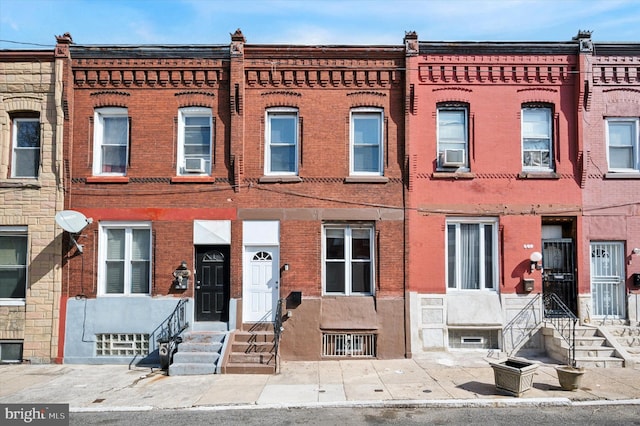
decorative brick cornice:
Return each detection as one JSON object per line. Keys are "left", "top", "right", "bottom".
{"left": 593, "top": 63, "right": 640, "bottom": 85}
{"left": 418, "top": 60, "right": 573, "bottom": 85}
{"left": 261, "top": 91, "right": 302, "bottom": 97}
{"left": 245, "top": 68, "right": 401, "bottom": 88}
{"left": 89, "top": 90, "right": 130, "bottom": 97}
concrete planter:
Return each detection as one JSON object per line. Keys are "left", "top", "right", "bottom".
{"left": 555, "top": 366, "right": 585, "bottom": 391}
{"left": 490, "top": 358, "right": 539, "bottom": 397}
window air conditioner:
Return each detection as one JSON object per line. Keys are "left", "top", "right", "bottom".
{"left": 442, "top": 149, "right": 465, "bottom": 167}
{"left": 184, "top": 158, "right": 205, "bottom": 173}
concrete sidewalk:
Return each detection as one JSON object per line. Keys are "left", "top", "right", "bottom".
{"left": 1, "top": 353, "right": 640, "bottom": 412}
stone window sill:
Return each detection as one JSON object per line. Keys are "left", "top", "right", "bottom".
{"left": 518, "top": 172, "right": 559, "bottom": 179}
{"left": 604, "top": 172, "right": 640, "bottom": 179}
{"left": 86, "top": 176, "right": 130, "bottom": 184}
{"left": 432, "top": 172, "right": 475, "bottom": 180}
{"left": 344, "top": 176, "right": 389, "bottom": 184}
{"left": 258, "top": 176, "right": 303, "bottom": 183}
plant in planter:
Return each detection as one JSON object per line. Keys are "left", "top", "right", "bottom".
{"left": 489, "top": 357, "right": 539, "bottom": 397}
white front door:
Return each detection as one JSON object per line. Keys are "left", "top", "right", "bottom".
{"left": 243, "top": 246, "right": 279, "bottom": 322}
{"left": 590, "top": 241, "right": 626, "bottom": 318}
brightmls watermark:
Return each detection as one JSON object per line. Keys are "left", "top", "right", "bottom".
{"left": 1, "top": 404, "right": 68, "bottom": 425}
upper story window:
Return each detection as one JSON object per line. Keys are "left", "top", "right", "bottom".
{"left": 98, "top": 222, "right": 151, "bottom": 296}
{"left": 606, "top": 118, "right": 639, "bottom": 172}
{"left": 437, "top": 104, "right": 468, "bottom": 170}
{"left": 0, "top": 227, "right": 28, "bottom": 303}
{"left": 265, "top": 108, "right": 298, "bottom": 175}
{"left": 446, "top": 218, "right": 498, "bottom": 291}
{"left": 177, "top": 107, "right": 212, "bottom": 175}
{"left": 323, "top": 224, "right": 374, "bottom": 296}
{"left": 11, "top": 117, "right": 40, "bottom": 178}
{"left": 93, "top": 107, "right": 129, "bottom": 176}
{"left": 350, "top": 108, "right": 383, "bottom": 176}
{"left": 522, "top": 105, "right": 553, "bottom": 171}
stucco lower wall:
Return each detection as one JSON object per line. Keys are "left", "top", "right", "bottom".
{"left": 64, "top": 297, "right": 192, "bottom": 364}
{"left": 409, "top": 292, "right": 544, "bottom": 355}
{"left": 278, "top": 296, "right": 405, "bottom": 361}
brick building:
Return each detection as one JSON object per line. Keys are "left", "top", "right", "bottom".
{"left": 404, "top": 32, "right": 582, "bottom": 354}
{"left": 58, "top": 30, "right": 407, "bottom": 369}
{"left": 576, "top": 32, "right": 640, "bottom": 325}
{"left": 0, "top": 39, "right": 66, "bottom": 363}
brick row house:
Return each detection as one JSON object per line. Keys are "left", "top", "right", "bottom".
{"left": 56, "top": 31, "right": 406, "bottom": 370}
{"left": 4, "top": 30, "right": 640, "bottom": 369}
{"left": 0, "top": 43, "right": 66, "bottom": 363}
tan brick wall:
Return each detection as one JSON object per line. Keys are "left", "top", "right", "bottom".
{"left": 0, "top": 56, "right": 64, "bottom": 363}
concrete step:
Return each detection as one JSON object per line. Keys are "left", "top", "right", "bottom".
{"left": 223, "top": 362, "right": 275, "bottom": 374}
{"left": 228, "top": 352, "right": 274, "bottom": 364}
{"left": 574, "top": 337, "right": 608, "bottom": 347}
{"left": 179, "top": 342, "right": 223, "bottom": 353}
{"left": 169, "top": 362, "right": 217, "bottom": 375}
{"left": 181, "top": 331, "right": 226, "bottom": 344}
{"left": 574, "top": 347, "right": 617, "bottom": 358}
{"left": 172, "top": 351, "right": 220, "bottom": 364}
{"left": 231, "top": 342, "right": 274, "bottom": 353}
{"left": 233, "top": 331, "right": 275, "bottom": 344}
{"left": 575, "top": 356, "right": 625, "bottom": 368}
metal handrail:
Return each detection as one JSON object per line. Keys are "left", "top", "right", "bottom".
{"left": 542, "top": 292, "right": 578, "bottom": 367}
{"left": 154, "top": 298, "right": 189, "bottom": 370}
{"left": 502, "top": 293, "right": 542, "bottom": 356}
{"left": 502, "top": 292, "right": 578, "bottom": 367}
{"left": 273, "top": 297, "right": 285, "bottom": 374}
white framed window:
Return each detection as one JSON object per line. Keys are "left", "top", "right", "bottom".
{"left": 0, "top": 227, "right": 28, "bottom": 304}
{"left": 93, "top": 107, "right": 129, "bottom": 176}
{"left": 522, "top": 106, "right": 553, "bottom": 170}
{"left": 11, "top": 117, "right": 40, "bottom": 178}
{"left": 606, "top": 118, "right": 639, "bottom": 172}
{"left": 265, "top": 108, "right": 298, "bottom": 175}
{"left": 98, "top": 222, "right": 151, "bottom": 296}
{"left": 446, "top": 218, "right": 498, "bottom": 290}
{"left": 350, "top": 108, "right": 383, "bottom": 175}
{"left": 323, "top": 224, "right": 374, "bottom": 295}
{"left": 177, "top": 107, "right": 212, "bottom": 175}
{"left": 437, "top": 104, "right": 468, "bottom": 169}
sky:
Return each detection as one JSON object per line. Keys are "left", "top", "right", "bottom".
{"left": 1, "top": 0, "right": 640, "bottom": 49}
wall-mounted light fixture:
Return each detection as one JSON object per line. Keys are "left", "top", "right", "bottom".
{"left": 633, "top": 248, "right": 640, "bottom": 255}
{"left": 530, "top": 251, "right": 543, "bottom": 272}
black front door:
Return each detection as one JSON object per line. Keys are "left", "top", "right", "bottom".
{"left": 195, "top": 246, "right": 230, "bottom": 322}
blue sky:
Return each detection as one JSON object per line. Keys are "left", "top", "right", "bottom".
{"left": 1, "top": 0, "right": 640, "bottom": 49}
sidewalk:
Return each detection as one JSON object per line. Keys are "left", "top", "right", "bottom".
{"left": 1, "top": 353, "right": 640, "bottom": 412}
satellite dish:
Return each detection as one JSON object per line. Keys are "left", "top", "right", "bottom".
{"left": 55, "top": 210, "right": 92, "bottom": 234}
{"left": 55, "top": 210, "right": 93, "bottom": 254}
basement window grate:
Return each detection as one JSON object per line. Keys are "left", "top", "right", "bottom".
{"left": 322, "top": 333, "right": 376, "bottom": 358}
{"left": 0, "top": 340, "right": 23, "bottom": 363}
{"left": 96, "top": 333, "right": 150, "bottom": 356}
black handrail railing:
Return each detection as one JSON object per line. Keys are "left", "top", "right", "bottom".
{"left": 273, "top": 297, "right": 285, "bottom": 374}
{"left": 155, "top": 298, "right": 189, "bottom": 370}
{"left": 542, "top": 292, "right": 578, "bottom": 367}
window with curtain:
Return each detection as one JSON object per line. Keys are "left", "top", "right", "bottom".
{"left": 100, "top": 223, "right": 151, "bottom": 295}
{"left": 522, "top": 105, "right": 553, "bottom": 170}
{"left": 0, "top": 228, "right": 28, "bottom": 300}
{"left": 447, "top": 219, "right": 497, "bottom": 290}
